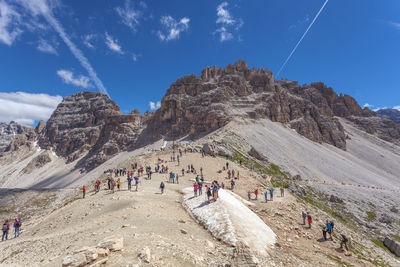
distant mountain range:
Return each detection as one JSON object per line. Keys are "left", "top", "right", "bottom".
{"left": 377, "top": 108, "right": 400, "bottom": 124}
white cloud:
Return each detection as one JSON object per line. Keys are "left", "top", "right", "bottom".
{"left": 215, "top": 2, "right": 242, "bottom": 42}
{"left": 393, "top": 105, "right": 400, "bottom": 111}
{"left": 388, "top": 21, "right": 400, "bottom": 30}
{"left": 115, "top": 0, "right": 145, "bottom": 32}
{"left": 18, "top": 0, "right": 108, "bottom": 95}
{"left": 216, "top": 2, "right": 234, "bottom": 25}
{"left": 0, "top": 0, "right": 22, "bottom": 46}
{"left": 0, "top": 91, "right": 62, "bottom": 125}
{"left": 83, "top": 34, "right": 96, "bottom": 49}
{"left": 105, "top": 32, "right": 123, "bottom": 54}
{"left": 149, "top": 101, "right": 161, "bottom": 110}
{"left": 157, "top": 15, "right": 189, "bottom": 41}
{"left": 363, "top": 103, "right": 373, "bottom": 109}
{"left": 57, "top": 69, "right": 92, "bottom": 88}
{"left": 37, "top": 38, "right": 57, "bottom": 54}
{"left": 132, "top": 53, "right": 140, "bottom": 62}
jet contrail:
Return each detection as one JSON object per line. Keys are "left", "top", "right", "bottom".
{"left": 276, "top": 0, "right": 329, "bottom": 78}
{"left": 19, "top": 0, "right": 109, "bottom": 95}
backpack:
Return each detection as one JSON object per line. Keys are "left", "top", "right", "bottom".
{"left": 308, "top": 215, "right": 312, "bottom": 221}
{"left": 330, "top": 220, "right": 335, "bottom": 228}
{"left": 16, "top": 221, "right": 21, "bottom": 228}
{"left": 2, "top": 223, "right": 7, "bottom": 231}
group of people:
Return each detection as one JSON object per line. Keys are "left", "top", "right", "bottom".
{"left": 2, "top": 217, "right": 22, "bottom": 242}
{"left": 247, "top": 187, "right": 280, "bottom": 202}
{"left": 301, "top": 211, "right": 349, "bottom": 251}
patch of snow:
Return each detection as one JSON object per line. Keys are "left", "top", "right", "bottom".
{"left": 161, "top": 141, "right": 167, "bottom": 149}
{"left": 183, "top": 188, "right": 276, "bottom": 256}
{"left": 52, "top": 151, "right": 58, "bottom": 158}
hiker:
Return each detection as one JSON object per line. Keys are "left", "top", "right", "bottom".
{"left": 340, "top": 233, "right": 349, "bottom": 251}
{"left": 176, "top": 174, "right": 179, "bottom": 184}
{"left": 182, "top": 168, "right": 185, "bottom": 176}
{"left": 198, "top": 181, "right": 202, "bottom": 195}
{"left": 230, "top": 180, "right": 235, "bottom": 190}
{"left": 135, "top": 177, "right": 139, "bottom": 191}
{"left": 330, "top": 220, "right": 335, "bottom": 233}
{"left": 226, "top": 162, "right": 229, "bottom": 169}
{"left": 322, "top": 225, "right": 327, "bottom": 241}
{"left": 221, "top": 182, "right": 225, "bottom": 189}
{"left": 206, "top": 185, "right": 212, "bottom": 202}
{"left": 160, "top": 182, "right": 165, "bottom": 194}
{"left": 269, "top": 188, "right": 274, "bottom": 201}
{"left": 117, "top": 178, "right": 121, "bottom": 191}
{"left": 302, "top": 211, "right": 307, "bottom": 225}
{"left": 200, "top": 167, "right": 203, "bottom": 176}
{"left": 127, "top": 177, "right": 132, "bottom": 190}
{"left": 264, "top": 191, "right": 268, "bottom": 203}
{"left": 228, "top": 170, "right": 231, "bottom": 179}
{"left": 14, "top": 218, "right": 21, "bottom": 238}
{"left": 254, "top": 189, "right": 259, "bottom": 200}
{"left": 82, "top": 186, "right": 86, "bottom": 199}
{"left": 307, "top": 212, "right": 312, "bottom": 229}
{"left": 326, "top": 220, "right": 333, "bottom": 240}
{"left": 280, "top": 187, "right": 284, "bottom": 197}
{"left": 193, "top": 183, "right": 199, "bottom": 197}
{"left": 232, "top": 169, "right": 235, "bottom": 177}
{"left": 248, "top": 191, "right": 251, "bottom": 201}
{"left": 107, "top": 177, "right": 111, "bottom": 190}
{"left": 2, "top": 220, "right": 9, "bottom": 241}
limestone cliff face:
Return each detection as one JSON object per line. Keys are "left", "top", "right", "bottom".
{"left": 2, "top": 60, "right": 399, "bottom": 172}
{"left": 0, "top": 122, "right": 33, "bottom": 152}
{"left": 38, "top": 92, "right": 145, "bottom": 168}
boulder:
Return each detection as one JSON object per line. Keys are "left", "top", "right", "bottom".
{"left": 384, "top": 237, "right": 400, "bottom": 257}
{"left": 390, "top": 206, "right": 399, "bottom": 213}
{"left": 378, "top": 214, "right": 392, "bottom": 224}
{"left": 329, "top": 195, "right": 344, "bottom": 204}
{"left": 96, "top": 235, "right": 124, "bottom": 251}
{"left": 62, "top": 253, "right": 87, "bottom": 267}
{"left": 74, "top": 246, "right": 98, "bottom": 262}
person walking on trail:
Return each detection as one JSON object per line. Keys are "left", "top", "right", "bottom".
{"left": 176, "top": 174, "right": 179, "bottom": 184}
{"left": 127, "top": 177, "right": 132, "bottom": 191}
{"left": 280, "top": 187, "right": 284, "bottom": 197}
{"left": 14, "top": 218, "right": 21, "bottom": 238}
{"left": 302, "top": 211, "right": 307, "bottom": 225}
{"left": 254, "top": 189, "right": 259, "bottom": 200}
{"left": 160, "top": 182, "right": 165, "bottom": 194}
{"left": 135, "top": 177, "right": 139, "bottom": 191}
{"left": 82, "top": 186, "right": 86, "bottom": 199}
{"left": 107, "top": 177, "right": 111, "bottom": 190}
{"left": 322, "top": 225, "right": 327, "bottom": 241}
{"left": 206, "top": 185, "right": 212, "bottom": 202}
{"left": 269, "top": 188, "right": 274, "bottom": 201}
{"left": 230, "top": 180, "right": 235, "bottom": 190}
{"left": 264, "top": 191, "right": 268, "bottom": 203}
{"left": 200, "top": 167, "right": 203, "bottom": 176}
{"left": 117, "top": 178, "right": 121, "bottom": 191}
{"left": 326, "top": 220, "right": 333, "bottom": 240}
{"left": 329, "top": 220, "right": 335, "bottom": 233}
{"left": 2, "top": 220, "right": 9, "bottom": 241}
{"left": 198, "top": 181, "right": 203, "bottom": 195}
{"left": 182, "top": 168, "right": 185, "bottom": 176}
{"left": 228, "top": 170, "right": 231, "bottom": 179}
{"left": 226, "top": 162, "right": 229, "bottom": 169}
{"left": 307, "top": 212, "right": 312, "bottom": 229}
{"left": 248, "top": 191, "right": 252, "bottom": 201}
{"left": 340, "top": 233, "right": 349, "bottom": 251}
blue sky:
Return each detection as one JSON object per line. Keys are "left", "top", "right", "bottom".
{"left": 0, "top": 0, "right": 399, "bottom": 125}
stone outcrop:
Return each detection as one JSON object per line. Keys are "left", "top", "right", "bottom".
{"left": 38, "top": 92, "right": 146, "bottom": 169}
{"left": 21, "top": 151, "right": 51, "bottom": 174}
{"left": 383, "top": 237, "right": 400, "bottom": 257}
{"left": 377, "top": 108, "right": 400, "bottom": 124}
{"left": 0, "top": 122, "right": 33, "bottom": 152}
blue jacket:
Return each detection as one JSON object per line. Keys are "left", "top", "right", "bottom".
{"left": 326, "top": 222, "right": 332, "bottom": 232}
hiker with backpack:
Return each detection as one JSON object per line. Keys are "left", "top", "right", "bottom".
{"left": 326, "top": 220, "right": 333, "bottom": 240}
{"left": 254, "top": 189, "right": 259, "bottom": 200}
{"left": 82, "top": 185, "right": 86, "bottom": 199}
{"left": 206, "top": 185, "right": 212, "bottom": 202}
{"left": 2, "top": 220, "right": 9, "bottom": 241}
{"left": 14, "top": 218, "right": 21, "bottom": 238}
{"left": 127, "top": 176, "right": 132, "bottom": 191}
{"left": 322, "top": 225, "right": 328, "bottom": 241}
{"left": 340, "top": 233, "right": 349, "bottom": 251}
{"left": 307, "top": 212, "right": 312, "bottom": 229}
{"left": 230, "top": 180, "right": 235, "bottom": 190}
{"left": 269, "top": 188, "right": 274, "bottom": 201}
{"left": 264, "top": 191, "right": 268, "bottom": 203}
{"left": 302, "top": 211, "right": 307, "bottom": 225}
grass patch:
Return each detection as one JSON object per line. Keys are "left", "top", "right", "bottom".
{"left": 391, "top": 235, "right": 400, "bottom": 243}
{"left": 327, "top": 255, "right": 353, "bottom": 267}
{"left": 366, "top": 211, "right": 376, "bottom": 222}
